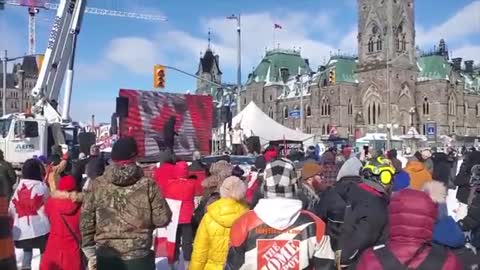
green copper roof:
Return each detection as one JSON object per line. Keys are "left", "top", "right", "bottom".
{"left": 417, "top": 55, "right": 452, "bottom": 81}
{"left": 246, "top": 49, "right": 311, "bottom": 84}
{"left": 313, "top": 56, "right": 358, "bottom": 84}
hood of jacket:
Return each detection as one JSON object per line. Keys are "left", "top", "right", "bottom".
{"left": 254, "top": 198, "right": 303, "bottom": 230}
{"left": 336, "top": 157, "right": 362, "bottom": 181}
{"left": 405, "top": 160, "right": 427, "bottom": 173}
{"left": 206, "top": 198, "right": 248, "bottom": 228}
{"left": 422, "top": 180, "right": 447, "bottom": 204}
{"left": 104, "top": 163, "right": 144, "bottom": 187}
{"left": 389, "top": 189, "right": 437, "bottom": 243}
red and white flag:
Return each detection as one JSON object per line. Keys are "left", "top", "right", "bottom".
{"left": 154, "top": 199, "right": 182, "bottom": 266}
{"left": 274, "top": 23, "right": 282, "bottom": 29}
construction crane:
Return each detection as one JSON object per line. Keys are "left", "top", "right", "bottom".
{"left": 3, "top": 0, "right": 167, "bottom": 54}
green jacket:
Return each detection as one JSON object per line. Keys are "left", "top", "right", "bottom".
{"left": 0, "top": 160, "right": 16, "bottom": 198}
{"left": 80, "top": 163, "right": 172, "bottom": 261}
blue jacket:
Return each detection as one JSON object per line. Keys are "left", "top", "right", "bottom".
{"left": 433, "top": 213, "right": 465, "bottom": 248}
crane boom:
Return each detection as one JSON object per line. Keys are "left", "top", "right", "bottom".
{"left": 31, "top": 0, "right": 86, "bottom": 123}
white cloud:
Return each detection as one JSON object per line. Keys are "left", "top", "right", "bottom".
{"left": 105, "top": 37, "right": 160, "bottom": 75}
{"left": 417, "top": 1, "right": 480, "bottom": 46}
{"left": 452, "top": 45, "right": 480, "bottom": 63}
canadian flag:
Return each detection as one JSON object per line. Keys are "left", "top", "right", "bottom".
{"left": 274, "top": 23, "right": 282, "bottom": 29}
{"left": 154, "top": 199, "right": 182, "bottom": 267}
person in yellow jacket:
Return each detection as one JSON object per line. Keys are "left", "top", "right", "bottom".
{"left": 190, "top": 176, "right": 248, "bottom": 270}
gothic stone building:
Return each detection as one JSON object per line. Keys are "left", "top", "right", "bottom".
{"left": 0, "top": 56, "right": 39, "bottom": 116}
{"left": 239, "top": 0, "right": 480, "bottom": 140}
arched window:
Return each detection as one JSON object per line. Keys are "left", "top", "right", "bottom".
{"left": 376, "top": 35, "right": 382, "bottom": 51}
{"left": 283, "top": 106, "right": 289, "bottom": 119}
{"left": 422, "top": 97, "right": 430, "bottom": 115}
{"left": 268, "top": 107, "right": 274, "bottom": 119}
{"left": 367, "top": 101, "right": 381, "bottom": 125}
{"left": 322, "top": 124, "right": 326, "bottom": 135}
{"left": 368, "top": 37, "right": 374, "bottom": 53}
{"left": 448, "top": 95, "right": 456, "bottom": 115}
{"left": 306, "top": 105, "right": 312, "bottom": 117}
{"left": 321, "top": 97, "right": 331, "bottom": 116}
{"left": 401, "top": 34, "right": 407, "bottom": 51}
{"left": 347, "top": 98, "right": 353, "bottom": 115}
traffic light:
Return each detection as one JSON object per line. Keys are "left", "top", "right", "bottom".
{"left": 153, "top": 64, "right": 166, "bottom": 89}
{"left": 328, "top": 69, "right": 336, "bottom": 85}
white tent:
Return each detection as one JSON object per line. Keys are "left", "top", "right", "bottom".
{"left": 228, "top": 101, "right": 315, "bottom": 146}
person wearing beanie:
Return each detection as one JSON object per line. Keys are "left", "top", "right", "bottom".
{"left": 157, "top": 161, "right": 197, "bottom": 269}
{"left": 356, "top": 189, "right": 462, "bottom": 270}
{"left": 316, "top": 156, "right": 363, "bottom": 251}
{"left": 231, "top": 165, "right": 245, "bottom": 179}
{"left": 81, "top": 137, "right": 172, "bottom": 270}
{"left": 190, "top": 176, "right": 248, "bottom": 270}
{"left": 226, "top": 158, "right": 335, "bottom": 269}
{"left": 297, "top": 162, "right": 326, "bottom": 214}
{"left": 40, "top": 175, "right": 84, "bottom": 270}
{"left": 334, "top": 158, "right": 394, "bottom": 267}
{"left": 10, "top": 158, "right": 50, "bottom": 270}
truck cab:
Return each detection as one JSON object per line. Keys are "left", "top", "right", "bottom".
{"left": 0, "top": 114, "right": 48, "bottom": 168}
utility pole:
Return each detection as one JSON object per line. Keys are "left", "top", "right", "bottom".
{"left": 2, "top": 50, "right": 7, "bottom": 116}
{"left": 227, "top": 14, "right": 242, "bottom": 114}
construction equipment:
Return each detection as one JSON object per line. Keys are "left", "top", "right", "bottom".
{"left": 3, "top": 0, "right": 167, "bottom": 54}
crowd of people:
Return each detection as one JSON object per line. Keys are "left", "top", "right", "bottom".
{"left": 1, "top": 138, "right": 480, "bottom": 270}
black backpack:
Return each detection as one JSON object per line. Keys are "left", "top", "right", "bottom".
{"left": 373, "top": 243, "right": 447, "bottom": 270}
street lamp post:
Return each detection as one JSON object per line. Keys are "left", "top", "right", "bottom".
{"left": 227, "top": 14, "right": 242, "bottom": 114}
{"left": 378, "top": 123, "right": 399, "bottom": 150}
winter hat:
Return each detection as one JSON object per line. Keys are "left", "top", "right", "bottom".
{"left": 263, "top": 158, "right": 297, "bottom": 198}
{"left": 254, "top": 156, "right": 267, "bottom": 171}
{"left": 220, "top": 176, "right": 247, "bottom": 201}
{"left": 232, "top": 165, "right": 245, "bottom": 178}
{"left": 393, "top": 170, "right": 411, "bottom": 192}
{"left": 36, "top": 155, "right": 48, "bottom": 164}
{"left": 336, "top": 156, "right": 363, "bottom": 181}
{"left": 421, "top": 149, "right": 432, "bottom": 160}
{"left": 111, "top": 137, "right": 138, "bottom": 162}
{"left": 422, "top": 180, "right": 447, "bottom": 204}
{"left": 58, "top": 175, "right": 76, "bottom": 192}
{"left": 22, "top": 158, "right": 44, "bottom": 181}
{"left": 302, "top": 162, "right": 322, "bottom": 181}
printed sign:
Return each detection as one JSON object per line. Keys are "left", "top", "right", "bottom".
{"left": 426, "top": 122, "right": 436, "bottom": 141}
{"left": 289, "top": 110, "right": 300, "bottom": 119}
{"left": 257, "top": 239, "right": 300, "bottom": 270}
{"left": 14, "top": 144, "right": 35, "bottom": 152}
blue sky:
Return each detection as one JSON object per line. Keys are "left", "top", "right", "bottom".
{"left": 1, "top": 0, "right": 479, "bottom": 123}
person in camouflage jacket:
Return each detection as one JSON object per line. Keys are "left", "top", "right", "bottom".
{"left": 80, "top": 137, "right": 172, "bottom": 270}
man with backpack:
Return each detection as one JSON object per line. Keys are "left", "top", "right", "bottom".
{"left": 356, "top": 189, "right": 462, "bottom": 269}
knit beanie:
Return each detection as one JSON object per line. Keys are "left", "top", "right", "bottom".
{"left": 254, "top": 156, "right": 267, "bottom": 171}
{"left": 58, "top": 175, "right": 76, "bottom": 192}
{"left": 336, "top": 157, "right": 362, "bottom": 181}
{"left": 220, "top": 176, "right": 247, "bottom": 201}
{"left": 263, "top": 158, "right": 297, "bottom": 198}
{"left": 22, "top": 158, "right": 44, "bottom": 181}
{"left": 302, "top": 162, "right": 322, "bottom": 181}
{"left": 393, "top": 170, "right": 411, "bottom": 192}
{"left": 111, "top": 137, "right": 138, "bottom": 162}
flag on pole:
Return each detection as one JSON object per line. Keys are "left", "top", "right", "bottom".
{"left": 274, "top": 23, "right": 282, "bottom": 29}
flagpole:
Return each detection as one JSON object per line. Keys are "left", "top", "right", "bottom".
{"left": 273, "top": 27, "right": 276, "bottom": 50}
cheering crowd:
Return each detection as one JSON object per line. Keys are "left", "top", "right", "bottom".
{"left": 1, "top": 137, "right": 480, "bottom": 270}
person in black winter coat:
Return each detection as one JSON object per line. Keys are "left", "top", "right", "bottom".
{"left": 85, "top": 145, "right": 105, "bottom": 181}
{"left": 432, "top": 151, "right": 455, "bottom": 189}
{"left": 455, "top": 151, "right": 480, "bottom": 204}
{"left": 317, "top": 156, "right": 363, "bottom": 251}
{"left": 458, "top": 165, "right": 480, "bottom": 246}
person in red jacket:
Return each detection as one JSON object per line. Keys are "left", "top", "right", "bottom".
{"left": 356, "top": 189, "right": 462, "bottom": 270}
{"left": 162, "top": 161, "right": 197, "bottom": 269}
{"left": 40, "top": 175, "right": 83, "bottom": 270}
{"left": 153, "top": 153, "right": 176, "bottom": 192}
